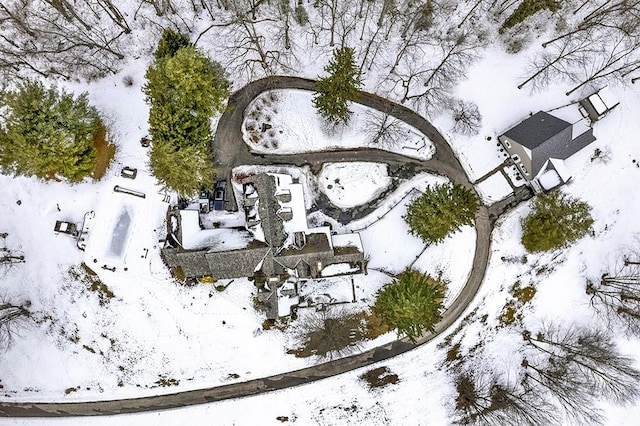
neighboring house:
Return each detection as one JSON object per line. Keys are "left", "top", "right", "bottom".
{"left": 498, "top": 111, "right": 596, "bottom": 190}
{"left": 161, "top": 172, "right": 366, "bottom": 319}
{"left": 499, "top": 88, "right": 618, "bottom": 191}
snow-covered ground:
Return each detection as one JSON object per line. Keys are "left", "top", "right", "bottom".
{"left": 242, "top": 89, "right": 436, "bottom": 160}
{"left": 1, "top": 3, "right": 640, "bottom": 425}
{"left": 318, "top": 163, "right": 392, "bottom": 209}
{"left": 475, "top": 172, "right": 513, "bottom": 204}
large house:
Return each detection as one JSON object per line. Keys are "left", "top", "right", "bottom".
{"left": 161, "top": 172, "right": 366, "bottom": 319}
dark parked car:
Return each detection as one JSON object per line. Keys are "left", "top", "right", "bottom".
{"left": 213, "top": 180, "right": 227, "bottom": 211}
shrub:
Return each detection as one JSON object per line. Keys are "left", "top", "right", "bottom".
{"left": 372, "top": 269, "right": 446, "bottom": 342}
{"left": 404, "top": 183, "right": 478, "bottom": 244}
{"left": 501, "top": 0, "right": 561, "bottom": 31}
{"left": 521, "top": 190, "right": 593, "bottom": 252}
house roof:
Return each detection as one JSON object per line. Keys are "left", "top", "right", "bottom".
{"left": 205, "top": 244, "right": 270, "bottom": 280}
{"left": 503, "top": 111, "right": 572, "bottom": 150}
{"left": 162, "top": 249, "right": 212, "bottom": 278}
{"left": 245, "top": 174, "right": 287, "bottom": 248}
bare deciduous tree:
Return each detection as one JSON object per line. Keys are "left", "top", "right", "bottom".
{"left": 0, "top": 233, "right": 25, "bottom": 276}
{"left": 291, "top": 307, "right": 365, "bottom": 360}
{"left": 0, "top": 298, "right": 30, "bottom": 351}
{"left": 0, "top": 0, "right": 127, "bottom": 78}
{"left": 449, "top": 98, "right": 482, "bottom": 136}
{"left": 453, "top": 371, "right": 557, "bottom": 426}
{"left": 587, "top": 255, "right": 640, "bottom": 336}
{"left": 363, "top": 109, "right": 406, "bottom": 148}
{"left": 523, "top": 324, "right": 640, "bottom": 406}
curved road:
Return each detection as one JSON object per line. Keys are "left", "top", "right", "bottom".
{"left": 0, "top": 77, "right": 500, "bottom": 417}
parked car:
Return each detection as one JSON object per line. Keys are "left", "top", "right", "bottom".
{"left": 54, "top": 220, "right": 79, "bottom": 237}
{"left": 213, "top": 180, "right": 227, "bottom": 211}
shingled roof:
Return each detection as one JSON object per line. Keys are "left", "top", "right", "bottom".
{"left": 503, "top": 111, "right": 571, "bottom": 150}
{"left": 205, "top": 244, "right": 270, "bottom": 280}
{"left": 244, "top": 174, "right": 287, "bottom": 248}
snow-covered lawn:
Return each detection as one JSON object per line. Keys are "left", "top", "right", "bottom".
{"left": 318, "top": 163, "right": 391, "bottom": 209}
{"left": 412, "top": 226, "right": 476, "bottom": 306}
{"left": 242, "top": 89, "right": 435, "bottom": 160}
{"left": 475, "top": 172, "right": 513, "bottom": 204}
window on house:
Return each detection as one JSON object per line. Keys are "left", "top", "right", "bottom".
{"left": 512, "top": 154, "right": 521, "bottom": 163}
{"left": 504, "top": 139, "right": 511, "bottom": 149}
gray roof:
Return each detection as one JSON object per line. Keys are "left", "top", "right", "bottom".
{"left": 504, "top": 111, "right": 596, "bottom": 177}
{"left": 161, "top": 249, "right": 212, "bottom": 278}
{"left": 205, "top": 245, "right": 270, "bottom": 279}
{"left": 503, "top": 111, "right": 571, "bottom": 150}
{"left": 245, "top": 174, "right": 287, "bottom": 248}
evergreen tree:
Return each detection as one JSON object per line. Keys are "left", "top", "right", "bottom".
{"left": 404, "top": 183, "right": 478, "bottom": 244}
{"left": 149, "top": 142, "right": 214, "bottom": 197}
{"left": 313, "top": 47, "right": 362, "bottom": 125}
{"left": 521, "top": 190, "right": 593, "bottom": 252}
{"left": 373, "top": 269, "right": 446, "bottom": 342}
{"left": 154, "top": 29, "right": 192, "bottom": 60}
{"left": 0, "top": 80, "right": 100, "bottom": 182}
{"left": 143, "top": 44, "right": 230, "bottom": 196}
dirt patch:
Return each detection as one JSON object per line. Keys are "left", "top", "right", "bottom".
{"left": 360, "top": 366, "right": 399, "bottom": 389}
{"left": 92, "top": 121, "right": 116, "bottom": 180}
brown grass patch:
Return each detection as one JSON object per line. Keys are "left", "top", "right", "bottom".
{"left": 360, "top": 311, "right": 389, "bottom": 339}
{"left": 92, "top": 121, "right": 116, "bottom": 180}
{"left": 360, "top": 366, "right": 399, "bottom": 389}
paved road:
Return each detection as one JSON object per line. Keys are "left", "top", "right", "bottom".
{"left": 0, "top": 77, "right": 514, "bottom": 417}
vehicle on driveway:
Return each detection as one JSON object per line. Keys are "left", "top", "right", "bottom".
{"left": 213, "top": 180, "right": 227, "bottom": 211}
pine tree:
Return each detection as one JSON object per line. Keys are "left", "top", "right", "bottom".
{"left": 143, "top": 44, "right": 230, "bottom": 196}
{"left": 521, "top": 190, "right": 593, "bottom": 252}
{"left": 313, "top": 47, "right": 362, "bottom": 125}
{"left": 154, "top": 29, "right": 192, "bottom": 60}
{"left": 373, "top": 269, "right": 446, "bottom": 342}
{"left": 149, "top": 141, "right": 214, "bottom": 197}
{"left": 404, "top": 183, "right": 478, "bottom": 244}
{"left": 0, "top": 80, "right": 100, "bottom": 182}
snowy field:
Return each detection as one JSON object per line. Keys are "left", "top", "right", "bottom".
{"left": 475, "top": 172, "right": 513, "bottom": 204}
{"left": 242, "top": 89, "right": 436, "bottom": 160}
{"left": 318, "top": 163, "right": 392, "bottom": 209}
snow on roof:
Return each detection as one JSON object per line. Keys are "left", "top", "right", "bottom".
{"left": 331, "top": 233, "right": 364, "bottom": 252}
{"left": 320, "top": 263, "right": 359, "bottom": 277}
{"left": 549, "top": 158, "right": 572, "bottom": 183}
{"left": 571, "top": 119, "right": 591, "bottom": 139}
{"left": 537, "top": 169, "right": 561, "bottom": 191}
{"left": 179, "top": 209, "right": 253, "bottom": 251}
{"left": 588, "top": 93, "right": 608, "bottom": 115}
{"left": 277, "top": 281, "right": 299, "bottom": 317}
{"left": 276, "top": 178, "right": 308, "bottom": 233}
{"left": 597, "top": 87, "right": 617, "bottom": 109}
